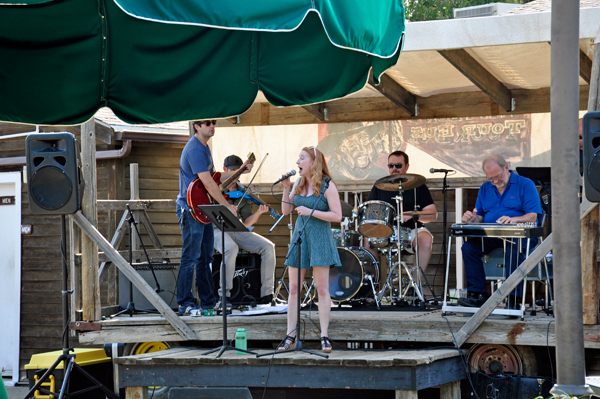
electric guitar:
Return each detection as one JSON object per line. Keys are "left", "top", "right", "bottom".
{"left": 186, "top": 152, "right": 256, "bottom": 224}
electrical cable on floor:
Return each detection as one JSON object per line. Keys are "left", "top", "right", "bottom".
{"left": 442, "top": 315, "right": 482, "bottom": 399}
{"left": 260, "top": 326, "right": 300, "bottom": 399}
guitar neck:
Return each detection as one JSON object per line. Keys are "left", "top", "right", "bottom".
{"left": 219, "top": 152, "right": 255, "bottom": 190}
{"left": 219, "top": 169, "right": 246, "bottom": 190}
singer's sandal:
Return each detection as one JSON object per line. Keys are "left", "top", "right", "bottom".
{"left": 277, "top": 334, "right": 296, "bottom": 351}
{"left": 320, "top": 337, "right": 332, "bottom": 353}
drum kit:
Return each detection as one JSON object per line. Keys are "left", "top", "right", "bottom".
{"left": 327, "top": 173, "right": 434, "bottom": 309}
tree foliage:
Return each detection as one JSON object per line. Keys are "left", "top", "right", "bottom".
{"left": 404, "top": 0, "right": 524, "bottom": 22}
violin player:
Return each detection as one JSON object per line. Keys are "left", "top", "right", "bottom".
{"left": 212, "top": 154, "right": 277, "bottom": 308}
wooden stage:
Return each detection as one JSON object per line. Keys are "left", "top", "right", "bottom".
{"left": 79, "top": 306, "right": 600, "bottom": 349}
{"left": 114, "top": 346, "right": 466, "bottom": 399}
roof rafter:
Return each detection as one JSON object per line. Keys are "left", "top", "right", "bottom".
{"left": 302, "top": 103, "right": 329, "bottom": 121}
{"left": 438, "top": 48, "right": 514, "bottom": 112}
{"left": 580, "top": 48, "right": 593, "bottom": 84}
{"left": 368, "top": 71, "right": 418, "bottom": 117}
{"left": 220, "top": 85, "right": 589, "bottom": 127}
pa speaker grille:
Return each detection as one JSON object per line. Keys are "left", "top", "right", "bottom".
{"left": 30, "top": 165, "right": 73, "bottom": 210}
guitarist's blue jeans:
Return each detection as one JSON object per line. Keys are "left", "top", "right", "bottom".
{"left": 176, "top": 205, "right": 217, "bottom": 309}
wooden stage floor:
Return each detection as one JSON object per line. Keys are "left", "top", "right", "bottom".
{"left": 115, "top": 346, "right": 466, "bottom": 398}
{"left": 79, "top": 306, "right": 600, "bottom": 349}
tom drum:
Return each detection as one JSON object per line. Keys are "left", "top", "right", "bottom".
{"left": 357, "top": 200, "right": 396, "bottom": 238}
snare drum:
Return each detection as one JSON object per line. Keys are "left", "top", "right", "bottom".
{"left": 330, "top": 247, "right": 380, "bottom": 302}
{"left": 357, "top": 200, "right": 396, "bottom": 238}
{"left": 332, "top": 229, "right": 361, "bottom": 248}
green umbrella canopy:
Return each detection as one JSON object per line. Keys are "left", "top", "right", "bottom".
{"left": 0, "top": 0, "right": 405, "bottom": 125}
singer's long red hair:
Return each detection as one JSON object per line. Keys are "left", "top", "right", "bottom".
{"left": 294, "top": 146, "right": 333, "bottom": 196}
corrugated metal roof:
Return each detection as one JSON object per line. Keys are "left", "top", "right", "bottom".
{"left": 502, "top": 0, "right": 600, "bottom": 15}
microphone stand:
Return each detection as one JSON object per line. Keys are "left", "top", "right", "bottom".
{"left": 258, "top": 180, "right": 330, "bottom": 358}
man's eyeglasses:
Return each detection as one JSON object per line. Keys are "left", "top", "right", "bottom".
{"left": 201, "top": 120, "right": 217, "bottom": 127}
{"left": 487, "top": 171, "right": 505, "bottom": 182}
{"left": 387, "top": 163, "right": 404, "bottom": 169}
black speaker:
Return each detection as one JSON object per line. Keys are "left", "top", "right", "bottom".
{"left": 583, "top": 111, "right": 600, "bottom": 202}
{"left": 26, "top": 132, "right": 82, "bottom": 214}
{"left": 212, "top": 252, "right": 261, "bottom": 305}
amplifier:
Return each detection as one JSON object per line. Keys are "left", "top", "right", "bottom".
{"left": 212, "top": 252, "right": 261, "bottom": 305}
{"left": 118, "top": 264, "right": 179, "bottom": 311}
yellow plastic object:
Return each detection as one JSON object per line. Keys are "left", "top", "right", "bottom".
{"left": 25, "top": 348, "right": 110, "bottom": 370}
{"left": 33, "top": 374, "right": 55, "bottom": 399}
{"left": 131, "top": 342, "right": 169, "bottom": 355}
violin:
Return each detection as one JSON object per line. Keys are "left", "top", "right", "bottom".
{"left": 227, "top": 190, "right": 281, "bottom": 220}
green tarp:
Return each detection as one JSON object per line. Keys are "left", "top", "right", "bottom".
{"left": 0, "top": 0, "right": 404, "bottom": 125}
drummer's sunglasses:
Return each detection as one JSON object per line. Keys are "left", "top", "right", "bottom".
{"left": 201, "top": 120, "right": 217, "bottom": 126}
{"left": 387, "top": 163, "right": 405, "bottom": 169}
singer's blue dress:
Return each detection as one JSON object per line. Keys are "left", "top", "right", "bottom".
{"left": 284, "top": 187, "right": 342, "bottom": 269}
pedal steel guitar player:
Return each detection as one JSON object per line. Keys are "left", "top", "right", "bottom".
{"left": 458, "top": 154, "right": 542, "bottom": 309}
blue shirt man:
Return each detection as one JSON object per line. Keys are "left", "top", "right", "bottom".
{"left": 176, "top": 120, "right": 241, "bottom": 315}
{"left": 458, "top": 154, "right": 542, "bottom": 309}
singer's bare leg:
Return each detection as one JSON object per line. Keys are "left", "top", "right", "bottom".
{"left": 312, "top": 266, "right": 332, "bottom": 338}
{"left": 286, "top": 266, "right": 307, "bottom": 338}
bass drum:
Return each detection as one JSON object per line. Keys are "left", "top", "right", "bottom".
{"left": 329, "top": 247, "right": 379, "bottom": 302}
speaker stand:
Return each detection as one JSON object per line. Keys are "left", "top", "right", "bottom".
{"left": 24, "top": 216, "right": 119, "bottom": 399}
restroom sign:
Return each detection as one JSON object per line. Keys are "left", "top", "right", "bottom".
{"left": 0, "top": 196, "right": 15, "bottom": 205}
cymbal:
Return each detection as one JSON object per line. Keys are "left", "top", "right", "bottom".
{"left": 403, "top": 211, "right": 435, "bottom": 218}
{"left": 340, "top": 200, "right": 354, "bottom": 217}
{"left": 374, "top": 174, "right": 426, "bottom": 192}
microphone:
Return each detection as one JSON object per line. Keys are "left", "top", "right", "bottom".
{"left": 273, "top": 170, "right": 297, "bottom": 184}
{"left": 430, "top": 168, "right": 455, "bottom": 173}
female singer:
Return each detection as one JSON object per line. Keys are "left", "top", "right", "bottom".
{"left": 280, "top": 146, "right": 342, "bottom": 353}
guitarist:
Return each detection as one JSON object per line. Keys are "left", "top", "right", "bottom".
{"left": 176, "top": 120, "right": 251, "bottom": 316}
{"left": 213, "top": 155, "right": 276, "bottom": 308}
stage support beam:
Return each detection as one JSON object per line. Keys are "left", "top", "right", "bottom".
{"left": 71, "top": 211, "right": 199, "bottom": 340}
{"left": 549, "top": 1, "right": 593, "bottom": 396}
{"left": 81, "top": 119, "right": 101, "bottom": 322}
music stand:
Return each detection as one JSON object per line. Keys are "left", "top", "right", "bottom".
{"left": 199, "top": 205, "right": 257, "bottom": 358}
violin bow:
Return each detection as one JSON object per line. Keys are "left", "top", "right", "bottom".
{"left": 235, "top": 153, "right": 268, "bottom": 208}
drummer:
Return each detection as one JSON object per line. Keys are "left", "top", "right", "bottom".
{"left": 364, "top": 150, "right": 438, "bottom": 279}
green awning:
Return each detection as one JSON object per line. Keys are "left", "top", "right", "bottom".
{"left": 0, "top": 0, "right": 405, "bottom": 125}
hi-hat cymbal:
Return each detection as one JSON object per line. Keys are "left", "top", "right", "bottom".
{"left": 403, "top": 211, "right": 435, "bottom": 218}
{"left": 340, "top": 200, "right": 354, "bottom": 217}
{"left": 374, "top": 174, "right": 426, "bottom": 192}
